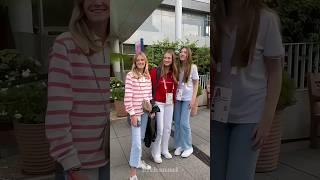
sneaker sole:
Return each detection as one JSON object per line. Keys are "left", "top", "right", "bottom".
{"left": 181, "top": 153, "right": 193, "bottom": 158}
{"left": 161, "top": 154, "right": 172, "bottom": 159}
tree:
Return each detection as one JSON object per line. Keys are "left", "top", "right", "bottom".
{"left": 272, "top": 0, "right": 320, "bottom": 42}
{"left": 145, "top": 39, "right": 210, "bottom": 74}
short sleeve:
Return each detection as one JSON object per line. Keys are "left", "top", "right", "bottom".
{"left": 191, "top": 64, "right": 199, "bottom": 80}
{"left": 263, "top": 12, "right": 285, "bottom": 57}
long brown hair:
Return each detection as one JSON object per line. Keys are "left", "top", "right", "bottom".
{"left": 214, "top": 0, "right": 263, "bottom": 67}
{"left": 178, "top": 47, "right": 193, "bottom": 83}
{"left": 160, "top": 49, "right": 179, "bottom": 84}
{"left": 69, "top": 0, "right": 110, "bottom": 54}
{"left": 131, "top": 52, "right": 150, "bottom": 79}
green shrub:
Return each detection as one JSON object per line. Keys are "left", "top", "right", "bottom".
{"left": 277, "top": 72, "right": 297, "bottom": 111}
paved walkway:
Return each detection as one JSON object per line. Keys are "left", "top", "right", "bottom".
{"left": 0, "top": 107, "right": 319, "bottom": 179}
{"left": 110, "top": 107, "right": 210, "bottom": 180}
{"left": 111, "top": 107, "right": 320, "bottom": 180}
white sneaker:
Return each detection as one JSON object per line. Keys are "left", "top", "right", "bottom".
{"left": 174, "top": 147, "right": 183, "bottom": 156}
{"left": 137, "top": 160, "right": 151, "bottom": 170}
{"left": 153, "top": 156, "right": 162, "bottom": 164}
{"left": 129, "top": 175, "right": 138, "bottom": 180}
{"left": 161, "top": 152, "right": 173, "bottom": 159}
{"left": 181, "top": 148, "right": 193, "bottom": 158}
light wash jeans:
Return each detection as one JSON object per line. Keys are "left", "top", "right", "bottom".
{"left": 55, "top": 162, "right": 109, "bottom": 180}
{"left": 151, "top": 101, "right": 174, "bottom": 158}
{"left": 174, "top": 100, "right": 192, "bottom": 150}
{"left": 212, "top": 120, "right": 259, "bottom": 180}
{"left": 129, "top": 112, "right": 148, "bottom": 168}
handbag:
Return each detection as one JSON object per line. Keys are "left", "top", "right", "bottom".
{"left": 142, "top": 99, "right": 152, "bottom": 112}
{"left": 127, "top": 67, "right": 161, "bottom": 125}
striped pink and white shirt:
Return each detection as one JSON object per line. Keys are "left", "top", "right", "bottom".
{"left": 45, "top": 32, "right": 110, "bottom": 170}
{"left": 124, "top": 72, "right": 152, "bottom": 116}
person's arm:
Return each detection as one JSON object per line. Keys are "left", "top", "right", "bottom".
{"left": 190, "top": 65, "right": 199, "bottom": 108}
{"left": 124, "top": 73, "right": 137, "bottom": 126}
{"left": 45, "top": 37, "right": 81, "bottom": 171}
{"left": 252, "top": 57, "right": 282, "bottom": 149}
{"left": 252, "top": 12, "right": 284, "bottom": 150}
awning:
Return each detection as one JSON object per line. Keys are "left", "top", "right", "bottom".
{"left": 110, "top": 0, "right": 163, "bottom": 43}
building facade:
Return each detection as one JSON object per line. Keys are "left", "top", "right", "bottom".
{"left": 122, "top": 0, "right": 210, "bottom": 53}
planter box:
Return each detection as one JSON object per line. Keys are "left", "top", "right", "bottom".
{"left": 256, "top": 112, "right": 282, "bottom": 172}
{"left": 14, "top": 122, "right": 55, "bottom": 175}
{"left": 114, "top": 100, "right": 127, "bottom": 117}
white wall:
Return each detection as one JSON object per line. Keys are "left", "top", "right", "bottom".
{"left": 125, "top": 29, "right": 210, "bottom": 47}
{"left": 281, "top": 90, "right": 320, "bottom": 140}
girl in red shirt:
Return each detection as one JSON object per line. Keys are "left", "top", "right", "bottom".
{"left": 150, "top": 49, "right": 179, "bottom": 163}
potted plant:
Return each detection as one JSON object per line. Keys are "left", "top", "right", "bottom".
{"left": 0, "top": 49, "right": 43, "bottom": 146}
{"left": 191, "top": 84, "right": 203, "bottom": 117}
{"left": 12, "top": 82, "right": 55, "bottom": 175}
{"left": 0, "top": 49, "right": 42, "bottom": 127}
{"left": 110, "top": 77, "right": 127, "bottom": 117}
{"left": 256, "top": 71, "right": 296, "bottom": 172}
{"left": 0, "top": 49, "right": 55, "bottom": 175}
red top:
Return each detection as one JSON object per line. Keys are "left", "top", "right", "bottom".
{"left": 150, "top": 67, "right": 177, "bottom": 103}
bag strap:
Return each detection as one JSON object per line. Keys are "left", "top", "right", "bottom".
{"left": 152, "top": 67, "right": 161, "bottom": 99}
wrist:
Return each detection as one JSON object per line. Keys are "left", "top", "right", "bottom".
{"left": 68, "top": 166, "right": 81, "bottom": 172}
{"left": 68, "top": 166, "right": 81, "bottom": 174}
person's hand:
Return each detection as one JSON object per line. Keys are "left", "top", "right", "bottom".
{"left": 150, "top": 112, "right": 155, "bottom": 119}
{"left": 251, "top": 119, "right": 272, "bottom": 150}
{"left": 131, "top": 115, "right": 138, "bottom": 127}
{"left": 68, "top": 170, "right": 89, "bottom": 180}
{"left": 189, "top": 97, "right": 196, "bottom": 109}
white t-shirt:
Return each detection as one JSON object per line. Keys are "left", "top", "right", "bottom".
{"left": 178, "top": 64, "right": 199, "bottom": 101}
{"left": 214, "top": 9, "right": 285, "bottom": 124}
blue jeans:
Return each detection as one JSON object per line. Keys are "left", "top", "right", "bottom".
{"left": 212, "top": 120, "right": 259, "bottom": 180}
{"left": 55, "top": 162, "right": 109, "bottom": 180}
{"left": 129, "top": 113, "right": 148, "bottom": 168}
{"left": 174, "top": 100, "right": 192, "bottom": 150}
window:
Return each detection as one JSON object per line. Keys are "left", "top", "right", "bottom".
{"left": 182, "top": 13, "right": 205, "bottom": 37}
{"left": 204, "top": 15, "right": 210, "bottom": 36}
{"left": 192, "top": 0, "right": 210, "bottom": 3}
{"left": 136, "top": 9, "right": 209, "bottom": 39}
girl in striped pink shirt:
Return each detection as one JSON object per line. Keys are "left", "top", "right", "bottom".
{"left": 124, "top": 52, "right": 153, "bottom": 180}
{"left": 45, "top": 0, "right": 110, "bottom": 179}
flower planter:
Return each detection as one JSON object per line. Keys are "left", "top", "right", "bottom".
{"left": 256, "top": 111, "right": 282, "bottom": 172}
{"left": 14, "top": 122, "right": 55, "bottom": 175}
{"left": 114, "top": 100, "right": 127, "bottom": 117}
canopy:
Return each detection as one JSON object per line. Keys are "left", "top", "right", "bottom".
{"left": 110, "top": 0, "right": 163, "bottom": 42}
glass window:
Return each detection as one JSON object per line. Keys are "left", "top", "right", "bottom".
{"left": 42, "top": 0, "right": 73, "bottom": 27}
{"left": 192, "top": 0, "right": 210, "bottom": 3}
{"left": 182, "top": 13, "right": 205, "bottom": 37}
{"left": 204, "top": 15, "right": 210, "bottom": 36}
{"left": 161, "top": 11, "right": 175, "bottom": 39}
{"left": 135, "top": 8, "right": 209, "bottom": 39}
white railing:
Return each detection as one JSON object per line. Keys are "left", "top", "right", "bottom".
{"left": 284, "top": 42, "right": 320, "bottom": 90}
{"left": 199, "top": 74, "right": 209, "bottom": 90}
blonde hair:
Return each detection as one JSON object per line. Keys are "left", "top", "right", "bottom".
{"left": 131, "top": 52, "right": 150, "bottom": 79}
{"left": 214, "top": 0, "right": 265, "bottom": 67}
{"left": 160, "top": 49, "right": 179, "bottom": 84}
{"left": 69, "top": 0, "right": 109, "bottom": 54}
{"left": 178, "top": 47, "right": 193, "bottom": 83}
